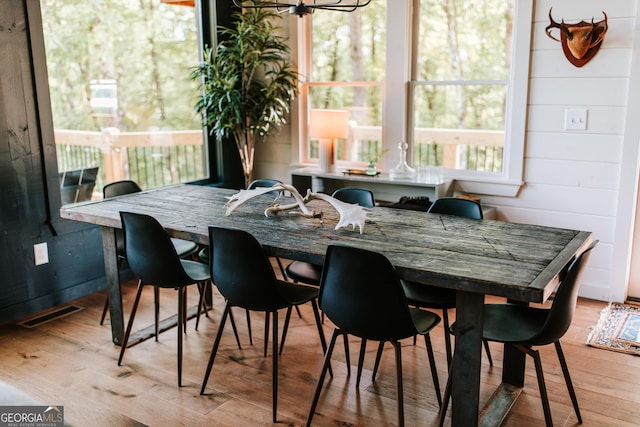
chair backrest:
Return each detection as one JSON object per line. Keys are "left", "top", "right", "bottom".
{"left": 208, "top": 226, "right": 289, "bottom": 311}
{"left": 319, "top": 244, "right": 418, "bottom": 341}
{"left": 248, "top": 179, "right": 282, "bottom": 196}
{"left": 104, "top": 181, "right": 143, "bottom": 257}
{"left": 331, "top": 188, "right": 375, "bottom": 208}
{"left": 120, "top": 212, "right": 193, "bottom": 287}
{"left": 248, "top": 179, "right": 281, "bottom": 190}
{"left": 533, "top": 240, "right": 598, "bottom": 345}
{"left": 104, "top": 180, "right": 142, "bottom": 198}
{"left": 428, "top": 197, "right": 483, "bottom": 219}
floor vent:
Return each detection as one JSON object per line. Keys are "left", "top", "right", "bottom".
{"left": 18, "top": 305, "right": 83, "bottom": 328}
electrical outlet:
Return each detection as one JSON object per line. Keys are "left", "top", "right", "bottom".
{"left": 34, "top": 242, "right": 49, "bottom": 265}
{"left": 565, "top": 108, "right": 588, "bottom": 130}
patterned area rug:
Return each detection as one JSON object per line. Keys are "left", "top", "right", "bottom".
{"left": 586, "top": 302, "right": 640, "bottom": 356}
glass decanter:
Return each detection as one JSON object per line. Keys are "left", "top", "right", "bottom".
{"left": 389, "top": 142, "right": 416, "bottom": 180}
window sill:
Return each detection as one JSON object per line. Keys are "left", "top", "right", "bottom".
{"left": 454, "top": 177, "right": 524, "bottom": 197}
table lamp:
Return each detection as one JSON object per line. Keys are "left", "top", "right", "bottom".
{"left": 309, "top": 109, "right": 349, "bottom": 173}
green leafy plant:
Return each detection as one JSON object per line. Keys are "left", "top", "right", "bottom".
{"left": 191, "top": 8, "right": 297, "bottom": 186}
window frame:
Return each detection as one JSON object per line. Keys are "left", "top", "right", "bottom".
{"left": 294, "top": 0, "right": 532, "bottom": 196}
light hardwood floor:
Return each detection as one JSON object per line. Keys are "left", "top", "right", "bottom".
{"left": 1, "top": 278, "right": 639, "bottom": 426}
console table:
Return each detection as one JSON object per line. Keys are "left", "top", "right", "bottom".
{"left": 291, "top": 167, "right": 454, "bottom": 203}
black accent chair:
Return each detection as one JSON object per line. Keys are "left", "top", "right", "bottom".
{"left": 100, "top": 180, "right": 199, "bottom": 325}
{"left": 439, "top": 240, "right": 598, "bottom": 427}
{"left": 281, "top": 188, "right": 375, "bottom": 365}
{"left": 401, "top": 196, "right": 493, "bottom": 368}
{"left": 200, "top": 226, "right": 328, "bottom": 423}
{"left": 117, "top": 212, "right": 210, "bottom": 387}
{"left": 306, "top": 244, "right": 442, "bottom": 427}
{"left": 195, "top": 178, "right": 291, "bottom": 347}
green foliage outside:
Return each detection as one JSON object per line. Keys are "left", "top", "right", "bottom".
{"left": 41, "top": 0, "right": 200, "bottom": 132}
{"left": 40, "top": 0, "right": 204, "bottom": 191}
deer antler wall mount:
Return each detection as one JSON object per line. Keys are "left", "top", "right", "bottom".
{"left": 545, "top": 8, "right": 608, "bottom": 67}
{"left": 224, "top": 183, "right": 370, "bottom": 234}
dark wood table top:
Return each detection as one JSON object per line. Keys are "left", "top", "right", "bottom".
{"left": 60, "top": 184, "right": 592, "bottom": 303}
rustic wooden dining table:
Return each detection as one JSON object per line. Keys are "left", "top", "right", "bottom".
{"left": 60, "top": 183, "right": 592, "bottom": 427}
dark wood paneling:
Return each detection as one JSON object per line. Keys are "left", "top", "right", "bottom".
{"left": 0, "top": 0, "right": 106, "bottom": 325}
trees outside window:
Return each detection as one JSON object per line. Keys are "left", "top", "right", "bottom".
{"left": 297, "top": 0, "right": 531, "bottom": 189}
{"left": 41, "top": 0, "right": 205, "bottom": 200}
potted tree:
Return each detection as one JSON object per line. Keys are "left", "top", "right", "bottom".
{"left": 191, "top": 7, "right": 297, "bottom": 187}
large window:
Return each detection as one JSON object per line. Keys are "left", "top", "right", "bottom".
{"left": 412, "top": 0, "right": 513, "bottom": 173}
{"left": 297, "top": 0, "right": 531, "bottom": 194}
{"left": 298, "top": 1, "right": 386, "bottom": 169}
{"left": 41, "top": 0, "right": 206, "bottom": 204}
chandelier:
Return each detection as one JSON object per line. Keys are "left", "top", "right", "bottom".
{"left": 232, "top": 1, "right": 372, "bottom": 17}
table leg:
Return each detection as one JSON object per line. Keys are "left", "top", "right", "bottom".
{"left": 102, "top": 226, "right": 124, "bottom": 345}
{"left": 451, "top": 291, "right": 484, "bottom": 427}
{"left": 502, "top": 299, "right": 527, "bottom": 386}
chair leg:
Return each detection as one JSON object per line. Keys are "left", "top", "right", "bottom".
{"left": 442, "top": 309, "right": 453, "bottom": 369}
{"left": 100, "top": 296, "right": 110, "bottom": 326}
{"left": 200, "top": 301, "right": 231, "bottom": 395}
{"left": 100, "top": 258, "right": 122, "bottom": 325}
{"left": 555, "top": 340, "right": 582, "bottom": 423}
{"left": 310, "top": 299, "right": 333, "bottom": 378}
{"left": 264, "top": 312, "right": 270, "bottom": 357}
{"left": 483, "top": 338, "right": 494, "bottom": 366}
{"left": 118, "top": 280, "right": 145, "bottom": 366}
{"left": 423, "top": 334, "right": 442, "bottom": 407}
{"left": 195, "top": 281, "right": 207, "bottom": 331}
{"left": 279, "top": 306, "right": 293, "bottom": 355}
{"left": 154, "top": 286, "right": 160, "bottom": 341}
{"left": 177, "top": 286, "right": 185, "bottom": 387}
{"left": 517, "top": 344, "right": 553, "bottom": 427}
{"left": 271, "top": 310, "right": 279, "bottom": 423}
{"left": 274, "top": 256, "right": 287, "bottom": 280}
{"left": 228, "top": 307, "right": 242, "bottom": 350}
{"left": 182, "top": 287, "right": 188, "bottom": 333}
{"left": 391, "top": 341, "right": 405, "bottom": 427}
{"left": 438, "top": 357, "right": 453, "bottom": 427}
{"left": 306, "top": 328, "right": 342, "bottom": 427}
{"left": 343, "top": 335, "right": 351, "bottom": 378}
{"left": 246, "top": 309, "right": 253, "bottom": 346}
{"left": 356, "top": 338, "right": 367, "bottom": 387}
{"left": 372, "top": 341, "right": 385, "bottom": 382}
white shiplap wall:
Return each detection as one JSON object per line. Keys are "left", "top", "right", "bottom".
{"left": 258, "top": 0, "right": 640, "bottom": 303}
{"left": 481, "top": 0, "right": 640, "bottom": 302}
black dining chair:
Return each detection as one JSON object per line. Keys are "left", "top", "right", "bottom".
{"left": 196, "top": 178, "right": 290, "bottom": 347}
{"left": 100, "top": 180, "right": 199, "bottom": 325}
{"left": 117, "top": 211, "right": 211, "bottom": 387}
{"left": 438, "top": 240, "right": 598, "bottom": 427}
{"left": 281, "top": 187, "right": 375, "bottom": 364}
{"left": 401, "top": 196, "right": 493, "bottom": 368}
{"left": 306, "top": 244, "right": 442, "bottom": 427}
{"left": 200, "top": 226, "right": 329, "bottom": 423}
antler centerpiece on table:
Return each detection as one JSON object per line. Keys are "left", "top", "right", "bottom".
{"left": 223, "top": 183, "right": 369, "bottom": 234}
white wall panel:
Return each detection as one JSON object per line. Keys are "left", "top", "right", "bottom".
{"left": 524, "top": 158, "right": 620, "bottom": 189}
{"left": 526, "top": 132, "right": 623, "bottom": 163}
{"left": 528, "top": 78, "right": 629, "bottom": 106}
{"left": 527, "top": 106, "right": 626, "bottom": 134}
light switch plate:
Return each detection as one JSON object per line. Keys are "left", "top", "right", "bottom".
{"left": 565, "top": 108, "right": 588, "bottom": 130}
{"left": 34, "top": 242, "right": 49, "bottom": 265}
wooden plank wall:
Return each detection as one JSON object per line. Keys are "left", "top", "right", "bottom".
{"left": 0, "top": 0, "right": 107, "bottom": 324}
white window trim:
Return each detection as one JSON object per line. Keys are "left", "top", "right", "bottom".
{"left": 292, "top": 0, "right": 532, "bottom": 197}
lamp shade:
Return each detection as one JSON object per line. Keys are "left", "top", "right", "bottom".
{"left": 309, "top": 109, "right": 349, "bottom": 139}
